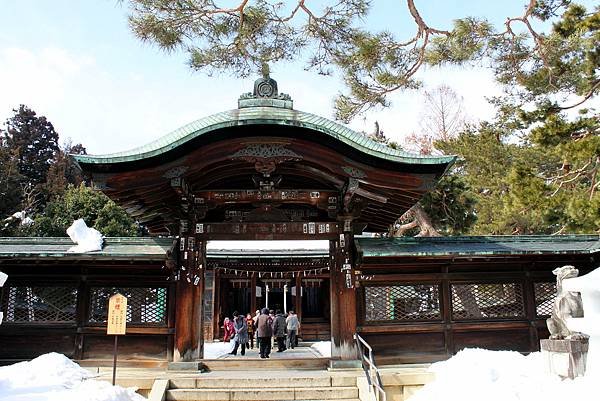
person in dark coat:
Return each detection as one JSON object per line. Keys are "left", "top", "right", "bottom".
{"left": 256, "top": 308, "right": 273, "bottom": 358}
{"left": 230, "top": 311, "right": 248, "bottom": 356}
{"left": 272, "top": 309, "right": 287, "bottom": 352}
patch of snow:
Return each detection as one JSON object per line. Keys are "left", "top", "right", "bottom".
{"left": 0, "top": 352, "right": 144, "bottom": 401}
{"left": 3, "top": 211, "right": 33, "bottom": 227}
{"left": 0, "top": 270, "right": 6, "bottom": 323}
{"left": 204, "top": 341, "right": 235, "bottom": 359}
{"left": 66, "top": 219, "right": 104, "bottom": 253}
{"left": 10, "top": 211, "right": 25, "bottom": 220}
{"left": 407, "top": 348, "right": 597, "bottom": 401}
{"left": 563, "top": 267, "right": 600, "bottom": 374}
{"left": 311, "top": 341, "right": 331, "bottom": 357}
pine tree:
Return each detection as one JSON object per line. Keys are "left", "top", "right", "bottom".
{"left": 4, "top": 105, "right": 59, "bottom": 186}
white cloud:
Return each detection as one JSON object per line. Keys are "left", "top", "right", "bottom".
{"left": 0, "top": 45, "right": 504, "bottom": 155}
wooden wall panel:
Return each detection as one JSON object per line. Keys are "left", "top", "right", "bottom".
{"left": 0, "top": 331, "right": 76, "bottom": 360}
{"left": 82, "top": 335, "right": 168, "bottom": 360}
{"left": 363, "top": 332, "right": 446, "bottom": 356}
{"left": 452, "top": 329, "right": 531, "bottom": 353}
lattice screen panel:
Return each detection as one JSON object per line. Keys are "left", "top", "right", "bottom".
{"left": 1, "top": 286, "right": 77, "bottom": 323}
{"left": 364, "top": 284, "right": 441, "bottom": 322}
{"left": 88, "top": 287, "right": 167, "bottom": 325}
{"left": 534, "top": 282, "right": 556, "bottom": 317}
{"left": 451, "top": 283, "right": 525, "bottom": 320}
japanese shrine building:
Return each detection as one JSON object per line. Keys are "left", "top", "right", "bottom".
{"left": 1, "top": 77, "right": 599, "bottom": 366}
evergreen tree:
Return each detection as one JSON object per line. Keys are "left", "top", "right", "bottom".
{"left": 0, "top": 145, "right": 23, "bottom": 221}
{"left": 33, "top": 184, "right": 138, "bottom": 237}
{"left": 4, "top": 105, "right": 59, "bottom": 186}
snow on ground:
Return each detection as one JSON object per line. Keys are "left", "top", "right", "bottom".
{"left": 407, "top": 348, "right": 598, "bottom": 401}
{"left": 310, "top": 341, "right": 331, "bottom": 357}
{"left": 204, "top": 341, "right": 235, "bottom": 359}
{"left": 0, "top": 353, "right": 144, "bottom": 401}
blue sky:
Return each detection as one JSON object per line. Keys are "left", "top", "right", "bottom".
{"left": 0, "top": 1, "right": 576, "bottom": 154}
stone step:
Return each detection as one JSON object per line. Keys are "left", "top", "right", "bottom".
{"left": 166, "top": 386, "right": 359, "bottom": 401}
{"left": 194, "top": 358, "right": 330, "bottom": 371}
{"left": 170, "top": 376, "right": 355, "bottom": 389}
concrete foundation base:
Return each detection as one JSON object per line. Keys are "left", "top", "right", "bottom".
{"left": 167, "top": 361, "right": 203, "bottom": 371}
{"left": 329, "top": 359, "right": 362, "bottom": 369}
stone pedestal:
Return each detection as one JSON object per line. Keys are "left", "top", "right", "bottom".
{"left": 540, "top": 338, "right": 588, "bottom": 379}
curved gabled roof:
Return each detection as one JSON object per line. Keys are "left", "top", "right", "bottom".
{"left": 73, "top": 106, "right": 455, "bottom": 167}
{"left": 71, "top": 78, "right": 457, "bottom": 234}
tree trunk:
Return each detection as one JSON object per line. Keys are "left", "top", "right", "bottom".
{"left": 391, "top": 203, "right": 441, "bottom": 237}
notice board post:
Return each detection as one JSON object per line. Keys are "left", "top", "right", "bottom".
{"left": 107, "top": 293, "right": 127, "bottom": 385}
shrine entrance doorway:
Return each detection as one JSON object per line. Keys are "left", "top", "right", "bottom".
{"left": 206, "top": 240, "right": 331, "bottom": 344}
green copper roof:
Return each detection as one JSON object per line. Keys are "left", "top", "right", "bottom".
{"left": 356, "top": 235, "right": 600, "bottom": 258}
{"left": 73, "top": 107, "right": 455, "bottom": 166}
{"left": 0, "top": 237, "right": 174, "bottom": 261}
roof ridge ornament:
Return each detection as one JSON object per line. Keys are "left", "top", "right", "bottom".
{"left": 238, "top": 74, "right": 293, "bottom": 110}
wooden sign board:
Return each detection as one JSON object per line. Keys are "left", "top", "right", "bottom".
{"left": 107, "top": 293, "right": 127, "bottom": 335}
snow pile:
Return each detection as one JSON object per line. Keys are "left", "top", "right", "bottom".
{"left": 407, "top": 348, "right": 597, "bottom": 401}
{"left": 204, "top": 341, "right": 235, "bottom": 359}
{"left": 563, "top": 266, "right": 600, "bottom": 374}
{"left": 311, "top": 341, "right": 331, "bottom": 357}
{"left": 66, "top": 219, "right": 104, "bottom": 253}
{"left": 0, "top": 352, "right": 144, "bottom": 401}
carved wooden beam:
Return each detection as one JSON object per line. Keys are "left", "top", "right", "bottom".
{"left": 194, "top": 222, "right": 339, "bottom": 240}
{"left": 193, "top": 189, "right": 337, "bottom": 204}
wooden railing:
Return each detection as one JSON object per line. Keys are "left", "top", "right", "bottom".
{"left": 354, "top": 333, "right": 386, "bottom": 401}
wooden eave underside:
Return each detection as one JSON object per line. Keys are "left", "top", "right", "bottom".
{"left": 79, "top": 133, "right": 451, "bottom": 234}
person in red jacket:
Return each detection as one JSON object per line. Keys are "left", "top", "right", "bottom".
{"left": 223, "top": 317, "right": 235, "bottom": 342}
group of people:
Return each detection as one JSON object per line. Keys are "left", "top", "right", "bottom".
{"left": 222, "top": 309, "right": 300, "bottom": 358}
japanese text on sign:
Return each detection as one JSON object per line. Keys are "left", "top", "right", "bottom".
{"left": 107, "top": 293, "right": 127, "bottom": 335}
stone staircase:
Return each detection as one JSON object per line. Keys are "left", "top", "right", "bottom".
{"left": 163, "top": 372, "right": 360, "bottom": 401}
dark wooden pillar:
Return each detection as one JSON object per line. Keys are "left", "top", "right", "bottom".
{"left": 174, "top": 220, "right": 206, "bottom": 361}
{"left": 74, "top": 275, "right": 88, "bottom": 360}
{"left": 330, "top": 223, "right": 358, "bottom": 360}
{"left": 174, "top": 272, "right": 197, "bottom": 361}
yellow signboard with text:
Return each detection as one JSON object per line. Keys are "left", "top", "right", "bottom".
{"left": 107, "top": 293, "right": 127, "bottom": 335}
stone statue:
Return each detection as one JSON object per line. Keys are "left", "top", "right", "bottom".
{"left": 546, "top": 265, "right": 585, "bottom": 340}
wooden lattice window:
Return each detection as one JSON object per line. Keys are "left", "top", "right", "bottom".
{"left": 1, "top": 286, "right": 77, "bottom": 323}
{"left": 364, "top": 284, "right": 441, "bottom": 322}
{"left": 88, "top": 287, "right": 167, "bottom": 325}
{"left": 451, "top": 283, "right": 525, "bottom": 320}
{"left": 534, "top": 282, "right": 556, "bottom": 317}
